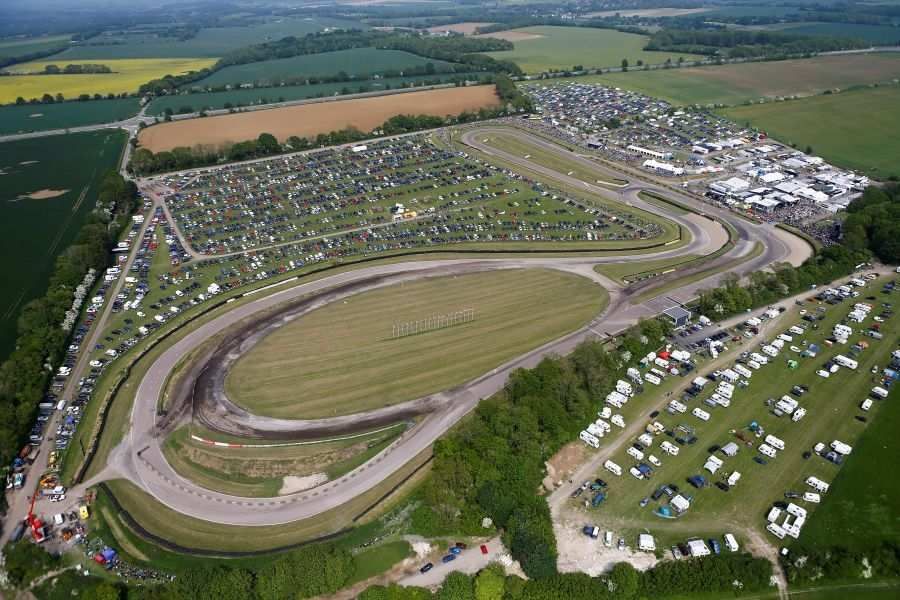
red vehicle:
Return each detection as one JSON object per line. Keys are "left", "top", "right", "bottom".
{"left": 480, "top": 544, "right": 489, "bottom": 555}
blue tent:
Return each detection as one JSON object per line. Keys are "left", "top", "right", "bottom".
{"left": 101, "top": 548, "right": 117, "bottom": 562}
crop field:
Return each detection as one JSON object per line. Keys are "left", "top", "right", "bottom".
{"left": 426, "top": 22, "right": 493, "bottom": 35}
{"left": 485, "top": 26, "right": 702, "bottom": 73}
{"left": 162, "top": 425, "right": 405, "bottom": 496}
{"left": 147, "top": 72, "right": 486, "bottom": 116}
{"left": 0, "top": 97, "right": 140, "bottom": 133}
{"left": 0, "top": 129, "right": 126, "bottom": 359}
{"left": 0, "top": 35, "right": 70, "bottom": 59}
{"left": 547, "top": 53, "right": 900, "bottom": 106}
{"left": 137, "top": 85, "right": 500, "bottom": 151}
{"left": 565, "top": 283, "right": 899, "bottom": 551}
{"left": 778, "top": 22, "right": 900, "bottom": 46}
{"left": 0, "top": 58, "right": 216, "bottom": 104}
{"left": 192, "top": 48, "right": 457, "bottom": 88}
{"left": 722, "top": 86, "right": 900, "bottom": 179}
{"left": 53, "top": 17, "right": 362, "bottom": 60}
{"left": 225, "top": 268, "right": 607, "bottom": 419}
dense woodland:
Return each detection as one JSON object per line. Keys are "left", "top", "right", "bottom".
{"left": 645, "top": 28, "right": 869, "bottom": 57}
{"left": 0, "top": 173, "right": 138, "bottom": 506}
{"left": 840, "top": 185, "right": 900, "bottom": 265}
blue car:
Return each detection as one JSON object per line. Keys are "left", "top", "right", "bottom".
{"left": 449, "top": 546, "right": 462, "bottom": 555}
{"left": 708, "top": 539, "right": 722, "bottom": 554}
{"left": 442, "top": 554, "right": 456, "bottom": 564}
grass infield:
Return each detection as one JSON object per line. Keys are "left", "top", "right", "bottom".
{"left": 226, "top": 268, "right": 608, "bottom": 419}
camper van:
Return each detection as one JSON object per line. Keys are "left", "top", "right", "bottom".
{"left": 758, "top": 443, "right": 777, "bottom": 458}
{"left": 604, "top": 460, "right": 622, "bottom": 476}
{"left": 660, "top": 441, "right": 680, "bottom": 456}
{"left": 806, "top": 476, "right": 830, "bottom": 493}
{"left": 765, "top": 435, "right": 785, "bottom": 451}
{"left": 629, "top": 467, "right": 645, "bottom": 480}
{"left": 692, "top": 407, "right": 711, "bottom": 421}
{"left": 644, "top": 373, "right": 661, "bottom": 386}
{"left": 580, "top": 431, "right": 600, "bottom": 448}
{"left": 668, "top": 400, "right": 687, "bottom": 414}
{"left": 767, "top": 523, "right": 787, "bottom": 539}
{"left": 871, "top": 386, "right": 889, "bottom": 399}
{"left": 761, "top": 345, "right": 778, "bottom": 358}
{"left": 637, "top": 433, "right": 654, "bottom": 448}
{"left": 834, "top": 355, "right": 858, "bottom": 370}
{"left": 611, "top": 414, "right": 626, "bottom": 428}
{"left": 727, "top": 471, "right": 741, "bottom": 487}
{"left": 733, "top": 364, "right": 752, "bottom": 379}
{"left": 723, "top": 533, "right": 739, "bottom": 552}
{"left": 830, "top": 440, "right": 853, "bottom": 455}
{"left": 791, "top": 407, "right": 807, "bottom": 422}
{"left": 616, "top": 380, "right": 634, "bottom": 397}
{"left": 860, "top": 398, "right": 873, "bottom": 411}
{"left": 627, "top": 447, "right": 645, "bottom": 461}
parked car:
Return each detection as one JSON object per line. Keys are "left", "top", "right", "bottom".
{"left": 419, "top": 563, "right": 433, "bottom": 574}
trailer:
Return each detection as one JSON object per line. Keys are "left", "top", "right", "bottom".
{"left": 604, "top": 460, "right": 622, "bottom": 476}
{"left": 660, "top": 440, "right": 680, "bottom": 456}
{"left": 692, "top": 407, "right": 711, "bottom": 421}
{"left": 834, "top": 355, "right": 858, "bottom": 370}
{"left": 765, "top": 434, "right": 785, "bottom": 451}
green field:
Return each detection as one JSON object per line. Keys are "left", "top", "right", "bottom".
{"left": 226, "top": 268, "right": 607, "bottom": 419}
{"left": 567, "top": 286, "right": 899, "bottom": 551}
{"left": 542, "top": 53, "right": 900, "bottom": 106}
{"left": 0, "top": 35, "right": 70, "bottom": 59}
{"left": 722, "top": 86, "right": 900, "bottom": 179}
{"left": 0, "top": 97, "right": 140, "bottom": 133}
{"left": 52, "top": 17, "right": 361, "bottom": 60}
{"left": 192, "top": 48, "right": 457, "bottom": 88}
{"left": 798, "top": 379, "right": 900, "bottom": 550}
{"left": 147, "top": 72, "right": 484, "bottom": 116}
{"left": 485, "top": 26, "right": 701, "bottom": 73}
{"left": 0, "top": 129, "right": 126, "bottom": 360}
{"left": 779, "top": 22, "right": 900, "bottom": 46}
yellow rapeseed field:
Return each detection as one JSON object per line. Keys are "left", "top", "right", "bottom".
{"left": 0, "top": 58, "right": 216, "bottom": 103}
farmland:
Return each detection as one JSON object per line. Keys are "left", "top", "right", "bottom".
{"left": 722, "top": 86, "right": 900, "bottom": 179}
{"left": 0, "top": 58, "right": 216, "bottom": 104}
{"left": 485, "top": 26, "right": 702, "bottom": 73}
{"left": 0, "top": 129, "right": 126, "bottom": 359}
{"left": 0, "top": 35, "right": 71, "bottom": 59}
{"left": 561, "top": 283, "right": 899, "bottom": 554}
{"left": 778, "top": 23, "right": 900, "bottom": 46}
{"left": 0, "top": 97, "right": 140, "bottom": 134}
{"left": 51, "top": 16, "right": 362, "bottom": 60}
{"left": 147, "top": 72, "right": 485, "bottom": 116}
{"left": 544, "top": 53, "right": 900, "bottom": 106}
{"left": 225, "top": 268, "right": 608, "bottom": 419}
{"left": 137, "top": 85, "right": 500, "bottom": 151}
{"left": 190, "top": 48, "right": 457, "bottom": 88}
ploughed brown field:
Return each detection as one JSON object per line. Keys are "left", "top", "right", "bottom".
{"left": 137, "top": 86, "right": 501, "bottom": 152}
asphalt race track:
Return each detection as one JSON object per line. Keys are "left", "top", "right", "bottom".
{"left": 93, "top": 126, "right": 811, "bottom": 527}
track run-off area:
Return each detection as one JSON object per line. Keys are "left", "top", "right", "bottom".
{"left": 72, "top": 125, "right": 812, "bottom": 528}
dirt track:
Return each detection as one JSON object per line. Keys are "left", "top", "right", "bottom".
{"left": 137, "top": 86, "right": 500, "bottom": 152}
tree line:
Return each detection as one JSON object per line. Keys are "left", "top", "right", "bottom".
{"left": 841, "top": 184, "right": 900, "bottom": 265}
{"left": 41, "top": 63, "right": 112, "bottom": 75}
{"left": 645, "top": 28, "right": 869, "bottom": 58}
{"left": 0, "top": 173, "right": 138, "bottom": 508}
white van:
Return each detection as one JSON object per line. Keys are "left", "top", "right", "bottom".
{"left": 860, "top": 398, "right": 873, "bottom": 411}
{"left": 604, "top": 460, "right": 622, "bottom": 476}
{"left": 723, "top": 533, "right": 739, "bottom": 552}
{"left": 629, "top": 467, "right": 644, "bottom": 480}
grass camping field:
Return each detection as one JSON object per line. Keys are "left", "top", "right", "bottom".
{"left": 722, "top": 85, "right": 900, "bottom": 179}
{"left": 485, "top": 26, "right": 701, "bottom": 73}
{"left": 51, "top": 17, "right": 361, "bottom": 60}
{"left": 0, "top": 97, "right": 140, "bottom": 134}
{"left": 137, "top": 85, "right": 500, "bottom": 151}
{"left": 547, "top": 53, "right": 900, "bottom": 106}
{"left": 225, "top": 268, "right": 607, "bottom": 419}
{"left": 190, "top": 48, "right": 456, "bottom": 88}
{"left": 565, "top": 286, "right": 900, "bottom": 551}
{"left": 0, "top": 129, "right": 126, "bottom": 359}
{"left": 0, "top": 58, "right": 216, "bottom": 103}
